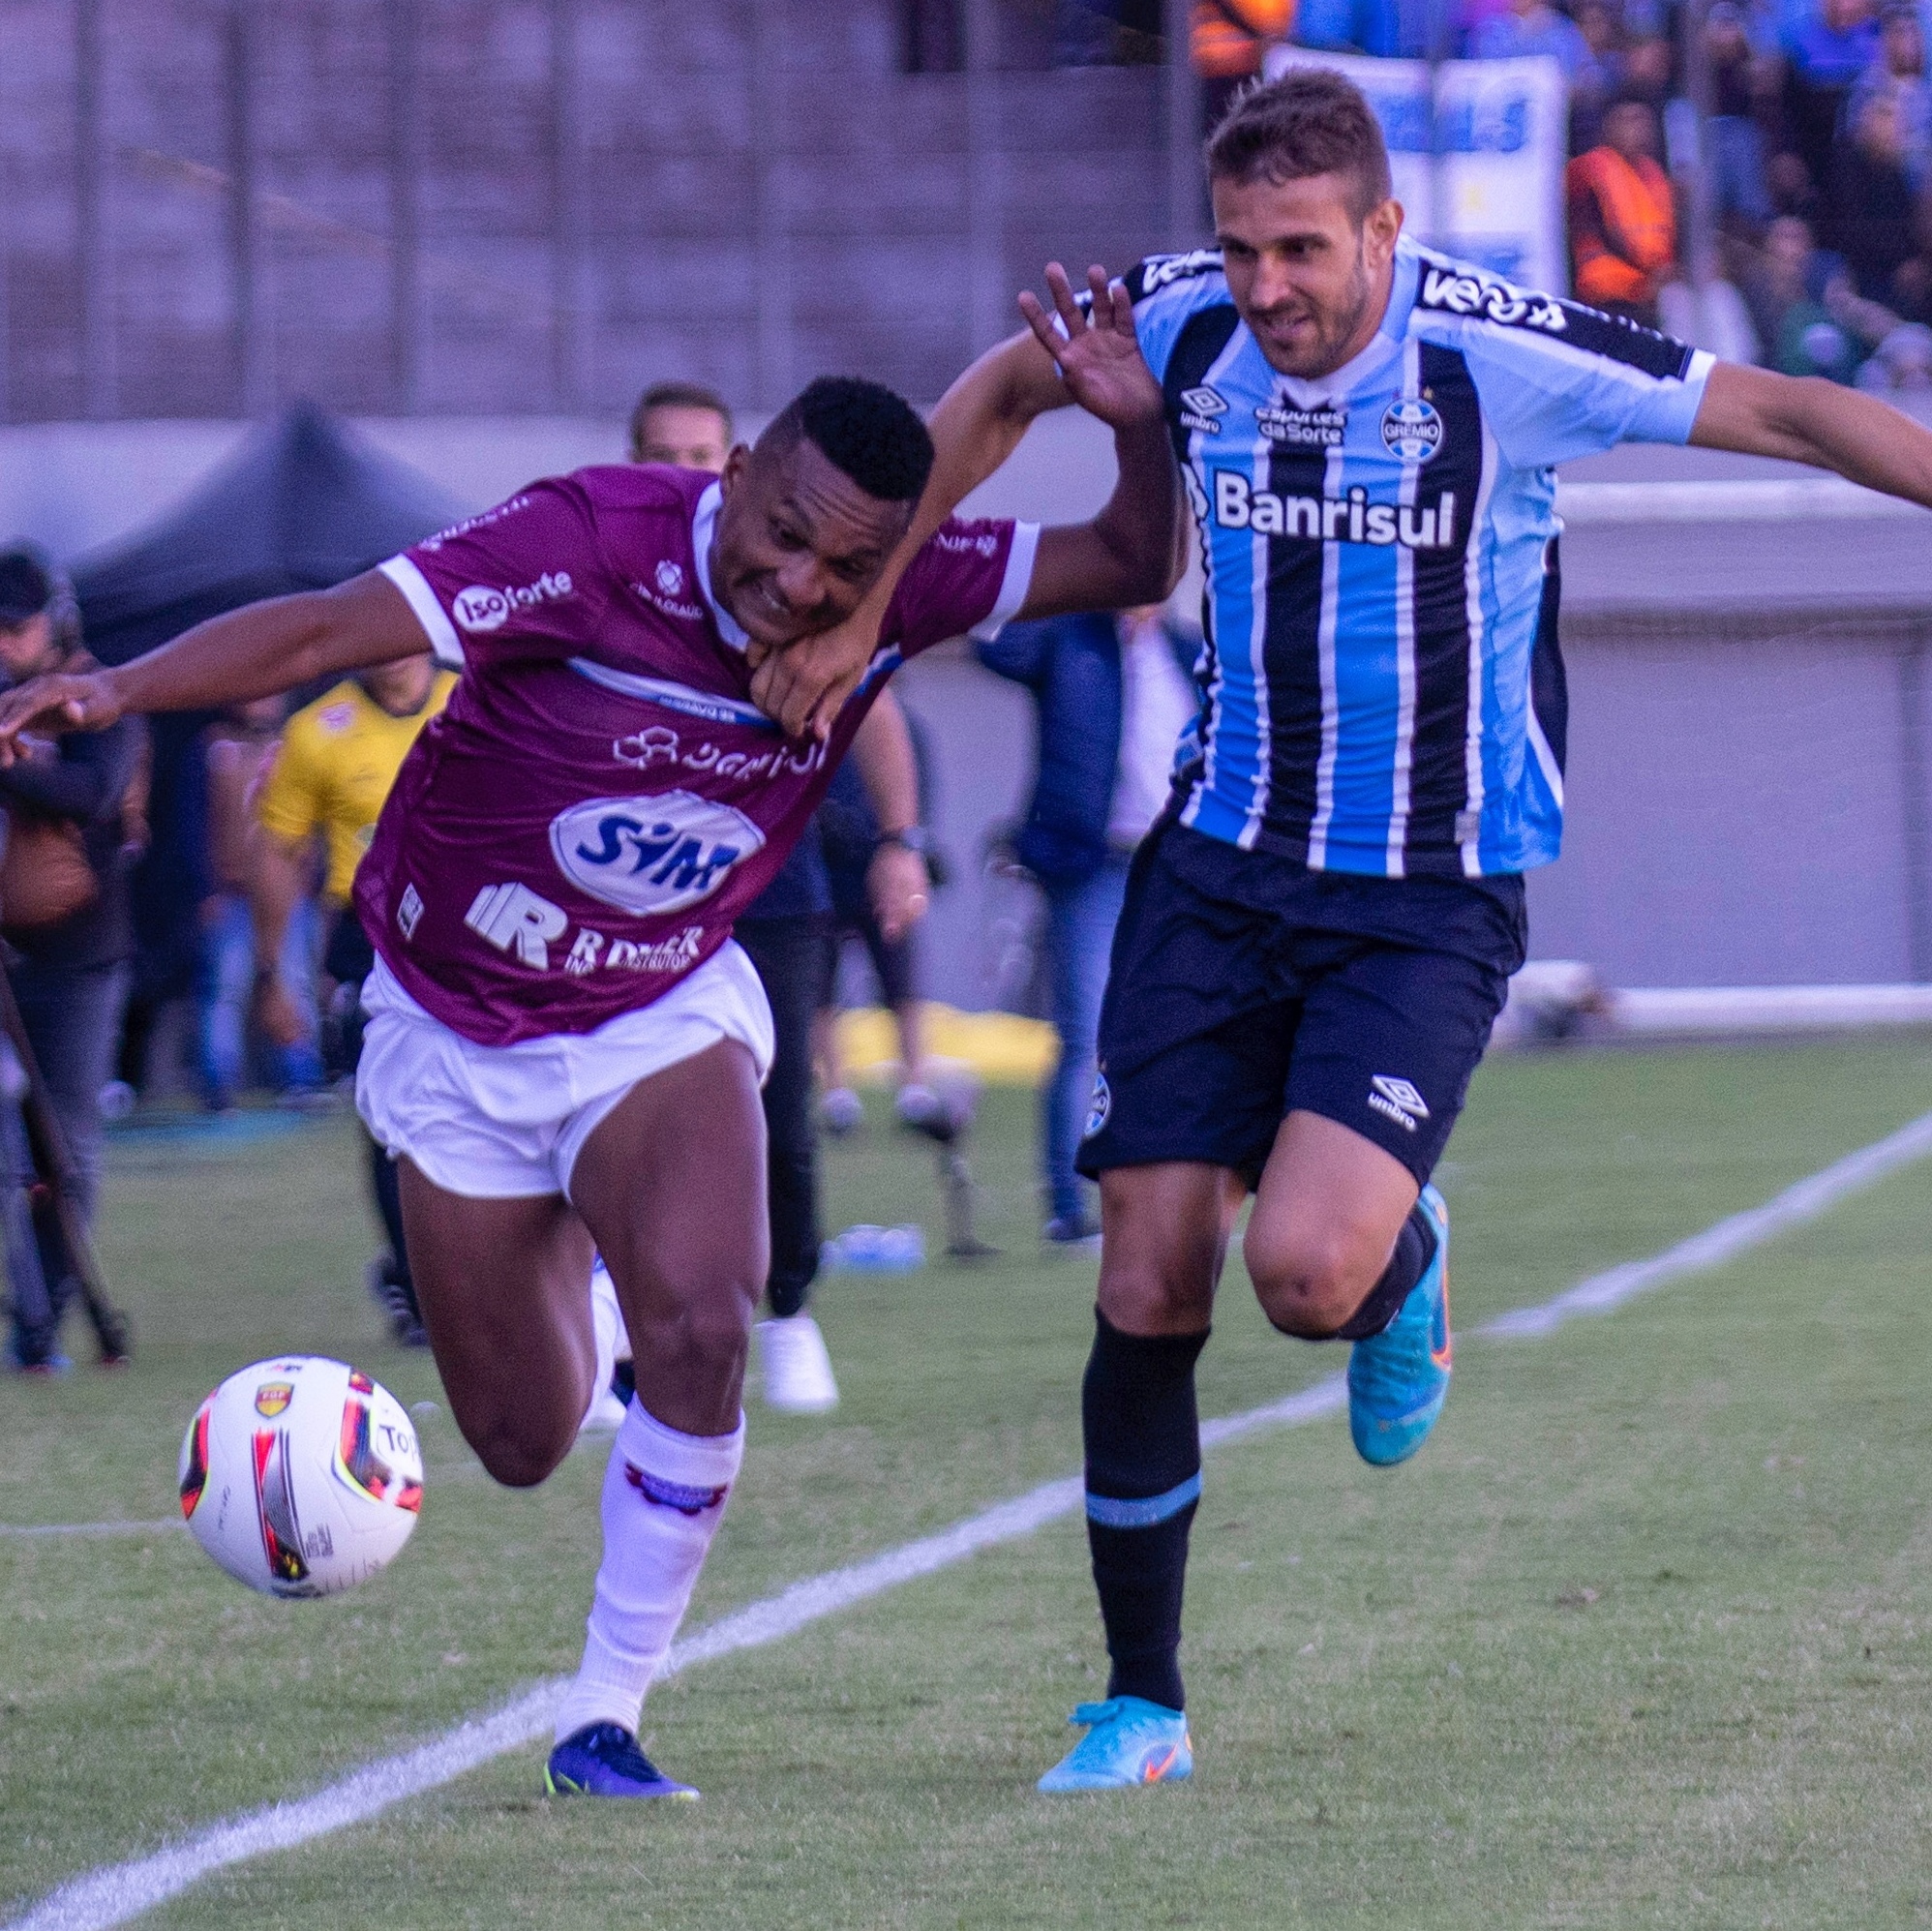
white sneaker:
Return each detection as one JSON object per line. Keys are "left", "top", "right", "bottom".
{"left": 822, "top": 1086, "right": 864, "bottom": 1135}
{"left": 755, "top": 1313, "right": 840, "bottom": 1413}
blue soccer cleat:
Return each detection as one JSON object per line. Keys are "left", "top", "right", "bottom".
{"left": 1348, "top": 1183, "right": 1452, "bottom": 1467}
{"left": 545, "top": 1723, "right": 699, "bottom": 1800}
{"left": 1037, "top": 1697, "right": 1192, "bottom": 1792}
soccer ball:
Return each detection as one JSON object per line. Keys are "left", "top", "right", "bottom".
{"left": 178, "top": 1356, "right": 424, "bottom": 1598}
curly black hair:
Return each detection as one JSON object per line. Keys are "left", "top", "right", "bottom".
{"left": 764, "top": 376, "right": 934, "bottom": 504}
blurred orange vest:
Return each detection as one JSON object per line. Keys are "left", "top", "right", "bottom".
{"left": 1566, "top": 146, "right": 1675, "bottom": 307}
{"left": 1192, "top": 0, "right": 1296, "bottom": 79}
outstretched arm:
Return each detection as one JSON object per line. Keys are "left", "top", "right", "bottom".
{"left": 0, "top": 571, "right": 428, "bottom": 766}
{"left": 1689, "top": 362, "right": 1932, "bottom": 506}
{"left": 749, "top": 264, "right": 1146, "bottom": 739}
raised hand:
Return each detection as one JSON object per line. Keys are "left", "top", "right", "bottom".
{"left": 0, "top": 670, "right": 123, "bottom": 769}
{"left": 747, "top": 611, "right": 879, "bottom": 742}
{"left": 1017, "top": 263, "right": 1164, "bottom": 435}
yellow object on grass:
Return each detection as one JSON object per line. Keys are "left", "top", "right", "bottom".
{"left": 834, "top": 1004, "right": 1057, "bottom": 1087}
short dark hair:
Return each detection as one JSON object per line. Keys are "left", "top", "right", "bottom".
{"left": 1206, "top": 68, "right": 1394, "bottom": 223}
{"left": 627, "top": 379, "right": 733, "bottom": 455}
{"left": 763, "top": 377, "right": 934, "bottom": 504}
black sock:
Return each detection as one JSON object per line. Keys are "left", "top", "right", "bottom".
{"left": 1083, "top": 1309, "right": 1210, "bottom": 1713}
{"left": 365, "top": 1134, "right": 419, "bottom": 1316}
{"left": 1335, "top": 1198, "right": 1439, "bottom": 1342}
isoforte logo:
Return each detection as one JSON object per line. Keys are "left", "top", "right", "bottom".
{"left": 452, "top": 571, "right": 575, "bottom": 633}
{"left": 1380, "top": 398, "right": 1443, "bottom": 464}
{"left": 550, "top": 790, "right": 766, "bottom": 917}
{"left": 1213, "top": 472, "right": 1458, "bottom": 551}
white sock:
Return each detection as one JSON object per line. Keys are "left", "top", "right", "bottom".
{"left": 553, "top": 1400, "right": 744, "bottom": 1743}
{"left": 582, "top": 1260, "right": 632, "bottom": 1429}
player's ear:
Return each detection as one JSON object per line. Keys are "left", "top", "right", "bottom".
{"left": 719, "top": 443, "right": 751, "bottom": 499}
{"left": 1365, "top": 197, "right": 1404, "bottom": 263}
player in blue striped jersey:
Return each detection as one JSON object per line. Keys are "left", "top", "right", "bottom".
{"left": 754, "top": 66, "right": 1932, "bottom": 1794}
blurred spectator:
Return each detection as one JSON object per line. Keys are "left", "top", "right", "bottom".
{"left": 1193, "top": 0, "right": 1295, "bottom": 125}
{"left": 1738, "top": 212, "right": 1900, "bottom": 375}
{"left": 197, "top": 697, "right": 322, "bottom": 1109}
{"left": 0, "top": 545, "right": 142, "bottom": 1373}
{"left": 1295, "top": 0, "right": 1426, "bottom": 59}
{"left": 1782, "top": 0, "right": 1881, "bottom": 201}
{"left": 1469, "top": 0, "right": 1591, "bottom": 84}
{"left": 815, "top": 711, "right": 943, "bottom": 1136}
{"left": 1856, "top": 315, "right": 1932, "bottom": 382}
{"left": 1569, "top": 0, "right": 1628, "bottom": 155}
{"left": 1706, "top": 0, "right": 1777, "bottom": 226}
{"left": 979, "top": 603, "right": 1197, "bottom": 1247}
{"left": 1568, "top": 95, "right": 1678, "bottom": 324}
{"left": 251, "top": 657, "right": 451, "bottom": 1345}
{"left": 628, "top": 380, "right": 735, "bottom": 470}
{"left": 1848, "top": 3, "right": 1932, "bottom": 188}
{"left": 1829, "top": 88, "right": 1920, "bottom": 299}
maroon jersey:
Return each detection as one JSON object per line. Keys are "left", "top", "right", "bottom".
{"left": 364, "top": 465, "right": 1036, "bottom": 1045}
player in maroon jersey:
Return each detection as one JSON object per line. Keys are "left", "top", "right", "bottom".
{"left": 0, "top": 285, "right": 1174, "bottom": 1797}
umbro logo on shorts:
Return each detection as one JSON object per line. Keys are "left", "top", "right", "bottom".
{"left": 1083, "top": 1072, "right": 1111, "bottom": 1140}
{"left": 1367, "top": 1074, "right": 1430, "bottom": 1132}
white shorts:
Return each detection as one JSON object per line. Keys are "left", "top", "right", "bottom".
{"left": 356, "top": 944, "right": 774, "bottom": 1201}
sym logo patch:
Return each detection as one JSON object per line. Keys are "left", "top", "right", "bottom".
{"left": 550, "top": 790, "right": 766, "bottom": 917}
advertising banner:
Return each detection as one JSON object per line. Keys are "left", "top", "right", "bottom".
{"left": 1264, "top": 46, "right": 1569, "bottom": 294}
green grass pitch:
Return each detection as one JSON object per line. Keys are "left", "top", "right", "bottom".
{"left": 5, "top": 1036, "right": 1932, "bottom": 1927}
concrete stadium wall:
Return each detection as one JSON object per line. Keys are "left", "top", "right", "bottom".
{"left": 0, "top": 0, "right": 1181, "bottom": 422}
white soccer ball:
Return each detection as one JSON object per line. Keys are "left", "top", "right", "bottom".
{"left": 177, "top": 1355, "right": 423, "bottom": 1598}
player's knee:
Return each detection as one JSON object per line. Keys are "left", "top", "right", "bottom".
{"left": 1248, "top": 1234, "right": 1372, "bottom": 1340}
{"left": 1097, "top": 1251, "right": 1215, "bottom": 1332}
{"left": 469, "top": 1413, "right": 575, "bottom": 1490}
{"left": 636, "top": 1282, "right": 756, "bottom": 1381}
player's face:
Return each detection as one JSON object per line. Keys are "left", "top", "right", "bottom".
{"left": 1213, "top": 170, "right": 1404, "bottom": 380}
{"left": 633, "top": 405, "right": 732, "bottom": 474}
{"left": 710, "top": 437, "right": 913, "bottom": 651}
{"left": 0, "top": 612, "right": 55, "bottom": 682}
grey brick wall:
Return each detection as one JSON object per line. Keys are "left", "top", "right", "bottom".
{"left": 0, "top": 0, "right": 1184, "bottom": 421}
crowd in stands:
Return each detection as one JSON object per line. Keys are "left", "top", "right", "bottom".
{"left": 1184, "top": 0, "right": 1932, "bottom": 386}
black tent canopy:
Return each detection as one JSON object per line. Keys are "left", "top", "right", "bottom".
{"left": 67, "top": 404, "right": 468, "bottom": 1071}
{"left": 75, "top": 401, "right": 466, "bottom": 666}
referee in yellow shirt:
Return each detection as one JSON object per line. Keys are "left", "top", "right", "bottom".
{"left": 251, "top": 653, "right": 452, "bottom": 1345}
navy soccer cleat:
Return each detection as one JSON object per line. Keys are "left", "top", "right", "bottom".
{"left": 545, "top": 1723, "right": 699, "bottom": 1800}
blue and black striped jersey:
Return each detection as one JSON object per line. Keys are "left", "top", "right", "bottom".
{"left": 1131, "top": 231, "right": 1712, "bottom": 878}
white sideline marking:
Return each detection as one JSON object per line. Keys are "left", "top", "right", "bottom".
{"left": 0, "top": 1521, "right": 182, "bottom": 1539}
{"left": 11, "top": 1105, "right": 1932, "bottom": 1931}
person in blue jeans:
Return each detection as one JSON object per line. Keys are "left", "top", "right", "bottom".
{"left": 979, "top": 603, "right": 1197, "bottom": 1246}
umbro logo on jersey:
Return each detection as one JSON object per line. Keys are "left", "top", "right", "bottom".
{"left": 1367, "top": 1075, "right": 1431, "bottom": 1132}
{"left": 1179, "top": 386, "right": 1227, "bottom": 436}
{"left": 452, "top": 572, "right": 575, "bottom": 633}
{"left": 1417, "top": 265, "right": 1567, "bottom": 336}
{"left": 1257, "top": 403, "right": 1346, "bottom": 448}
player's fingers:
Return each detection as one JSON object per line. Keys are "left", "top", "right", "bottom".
{"left": 1086, "top": 265, "right": 1111, "bottom": 330}
{"left": 1016, "top": 290, "right": 1066, "bottom": 365}
{"left": 1106, "top": 276, "right": 1136, "bottom": 340}
{"left": 1043, "top": 261, "right": 1085, "bottom": 339}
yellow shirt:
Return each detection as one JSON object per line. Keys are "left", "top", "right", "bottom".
{"left": 254, "top": 674, "right": 454, "bottom": 903}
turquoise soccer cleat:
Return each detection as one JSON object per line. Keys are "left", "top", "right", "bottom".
{"left": 1347, "top": 1183, "right": 1452, "bottom": 1467}
{"left": 1037, "top": 1697, "right": 1193, "bottom": 1792}
{"left": 545, "top": 1723, "right": 699, "bottom": 1800}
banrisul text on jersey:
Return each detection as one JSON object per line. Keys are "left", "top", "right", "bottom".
{"left": 1125, "top": 233, "right": 1713, "bottom": 880}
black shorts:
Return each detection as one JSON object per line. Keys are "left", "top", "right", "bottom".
{"left": 1077, "top": 822, "right": 1526, "bottom": 1189}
